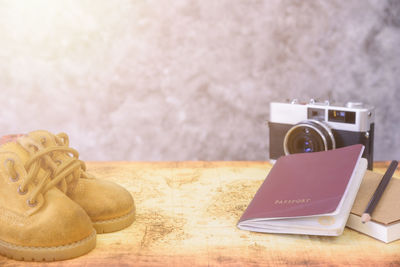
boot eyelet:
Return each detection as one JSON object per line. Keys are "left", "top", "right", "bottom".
{"left": 40, "top": 136, "right": 47, "bottom": 145}
{"left": 4, "top": 159, "right": 19, "bottom": 182}
{"left": 9, "top": 173, "right": 19, "bottom": 182}
{"left": 28, "top": 144, "right": 39, "bottom": 152}
{"left": 18, "top": 186, "right": 28, "bottom": 195}
{"left": 27, "top": 199, "right": 37, "bottom": 207}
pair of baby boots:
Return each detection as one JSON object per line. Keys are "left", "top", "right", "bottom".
{"left": 0, "top": 130, "right": 135, "bottom": 261}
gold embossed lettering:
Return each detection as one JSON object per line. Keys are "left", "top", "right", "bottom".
{"left": 274, "top": 198, "right": 312, "bottom": 204}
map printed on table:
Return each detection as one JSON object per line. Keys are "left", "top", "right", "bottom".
{"left": 2, "top": 162, "right": 399, "bottom": 266}
{"left": 91, "top": 162, "right": 268, "bottom": 259}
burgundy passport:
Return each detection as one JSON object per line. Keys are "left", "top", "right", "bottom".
{"left": 238, "top": 144, "right": 365, "bottom": 235}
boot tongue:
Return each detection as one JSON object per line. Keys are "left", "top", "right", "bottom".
{"left": 0, "top": 135, "right": 32, "bottom": 164}
{"left": 27, "top": 130, "right": 59, "bottom": 147}
{"left": 27, "top": 130, "right": 71, "bottom": 163}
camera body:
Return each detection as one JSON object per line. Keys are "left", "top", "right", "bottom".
{"left": 268, "top": 99, "right": 375, "bottom": 170}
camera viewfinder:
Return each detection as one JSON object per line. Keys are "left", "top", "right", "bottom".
{"left": 307, "top": 108, "right": 325, "bottom": 121}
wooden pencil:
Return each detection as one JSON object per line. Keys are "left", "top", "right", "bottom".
{"left": 361, "top": 160, "right": 398, "bottom": 223}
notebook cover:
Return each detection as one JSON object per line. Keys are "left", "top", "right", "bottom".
{"left": 350, "top": 171, "right": 400, "bottom": 225}
{"left": 239, "top": 144, "right": 364, "bottom": 222}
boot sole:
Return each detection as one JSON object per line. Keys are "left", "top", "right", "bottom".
{"left": 93, "top": 208, "right": 135, "bottom": 234}
{"left": 0, "top": 230, "right": 96, "bottom": 262}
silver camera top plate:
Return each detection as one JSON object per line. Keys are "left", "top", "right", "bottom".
{"left": 269, "top": 100, "right": 374, "bottom": 132}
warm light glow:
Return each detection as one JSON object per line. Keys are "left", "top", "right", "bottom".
{"left": 0, "top": 0, "right": 144, "bottom": 90}
{"left": 3, "top": 1, "right": 87, "bottom": 43}
{"left": 0, "top": 0, "right": 137, "bottom": 63}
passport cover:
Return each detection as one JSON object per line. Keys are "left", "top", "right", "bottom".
{"left": 238, "top": 144, "right": 366, "bottom": 236}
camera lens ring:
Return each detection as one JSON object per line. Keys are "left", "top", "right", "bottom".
{"left": 283, "top": 120, "right": 335, "bottom": 155}
{"left": 283, "top": 122, "right": 327, "bottom": 155}
{"left": 307, "top": 119, "right": 336, "bottom": 150}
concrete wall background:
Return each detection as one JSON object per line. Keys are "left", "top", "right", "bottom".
{"left": 0, "top": 0, "right": 399, "bottom": 161}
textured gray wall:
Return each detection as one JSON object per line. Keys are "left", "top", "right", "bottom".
{"left": 0, "top": 0, "right": 399, "bottom": 161}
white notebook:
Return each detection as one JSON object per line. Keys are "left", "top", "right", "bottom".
{"left": 346, "top": 170, "right": 400, "bottom": 243}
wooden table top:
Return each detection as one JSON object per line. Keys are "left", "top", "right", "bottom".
{"left": 1, "top": 161, "right": 399, "bottom": 267}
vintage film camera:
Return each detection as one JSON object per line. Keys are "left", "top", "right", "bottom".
{"left": 268, "top": 99, "right": 375, "bottom": 170}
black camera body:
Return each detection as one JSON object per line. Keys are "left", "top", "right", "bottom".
{"left": 269, "top": 100, "right": 375, "bottom": 170}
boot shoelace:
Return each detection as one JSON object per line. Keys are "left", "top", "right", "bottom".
{"left": 53, "top": 133, "right": 92, "bottom": 179}
{"left": 5, "top": 146, "right": 84, "bottom": 207}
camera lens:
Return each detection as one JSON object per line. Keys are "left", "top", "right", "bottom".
{"left": 285, "top": 127, "right": 324, "bottom": 154}
{"left": 283, "top": 120, "right": 336, "bottom": 155}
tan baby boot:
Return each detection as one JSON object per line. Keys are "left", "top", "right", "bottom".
{"left": 25, "top": 130, "right": 135, "bottom": 234}
{"left": 0, "top": 141, "right": 96, "bottom": 261}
